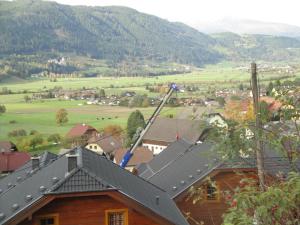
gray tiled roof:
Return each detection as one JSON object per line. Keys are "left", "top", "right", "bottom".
{"left": 0, "top": 151, "right": 57, "bottom": 194}
{"left": 0, "top": 148, "right": 188, "bottom": 225}
{"left": 139, "top": 141, "right": 298, "bottom": 199}
{"left": 138, "top": 139, "right": 192, "bottom": 176}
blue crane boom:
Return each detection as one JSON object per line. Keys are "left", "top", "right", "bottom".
{"left": 120, "top": 83, "right": 178, "bottom": 168}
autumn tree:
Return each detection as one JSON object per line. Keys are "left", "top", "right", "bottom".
{"left": 56, "top": 108, "right": 68, "bottom": 126}
{"left": 103, "top": 125, "right": 123, "bottom": 139}
{"left": 29, "top": 135, "right": 44, "bottom": 150}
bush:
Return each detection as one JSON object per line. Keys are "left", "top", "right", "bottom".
{"left": 9, "top": 120, "right": 17, "bottom": 124}
{"left": 29, "top": 130, "right": 39, "bottom": 135}
{"left": 47, "top": 133, "right": 62, "bottom": 144}
{"left": 8, "top": 129, "right": 27, "bottom": 137}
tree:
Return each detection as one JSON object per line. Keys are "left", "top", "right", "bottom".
{"left": 24, "top": 95, "right": 31, "bottom": 103}
{"left": 239, "top": 83, "right": 244, "bottom": 91}
{"left": 29, "top": 135, "right": 44, "bottom": 150}
{"left": 99, "top": 89, "right": 106, "bottom": 98}
{"left": 216, "top": 96, "right": 225, "bottom": 107}
{"left": 56, "top": 108, "right": 68, "bottom": 126}
{"left": 126, "top": 110, "right": 145, "bottom": 145}
{"left": 224, "top": 172, "right": 300, "bottom": 225}
{"left": 266, "top": 82, "right": 274, "bottom": 96}
{"left": 0, "top": 105, "right": 6, "bottom": 115}
{"left": 47, "top": 133, "right": 62, "bottom": 144}
{"left": 103, "top": 125, "right": 123, "bottom": 139}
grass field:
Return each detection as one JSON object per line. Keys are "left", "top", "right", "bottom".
{"left": 0, "top": 98, "right": 181, "bottom": 141}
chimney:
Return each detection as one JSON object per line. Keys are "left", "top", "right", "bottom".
{"left": 31, "top": 156, "right": 40, "bottom": 170}
{"left": 67, "top": 153, "right": 78, "bottom": 172}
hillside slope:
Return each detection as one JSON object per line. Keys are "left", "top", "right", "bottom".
{"left": 0, "top": 0, "right": 219, "bottom": 66}
{"left": 212, "top": 32, "right": 300, "bottom": 61}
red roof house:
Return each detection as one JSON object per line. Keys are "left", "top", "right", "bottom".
{"left": 0, "top": 152, "right": 31, "bottom": 173}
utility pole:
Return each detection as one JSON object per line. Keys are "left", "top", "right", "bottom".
{"left": 251, "top": 62, "right": 265, "bottom": 191}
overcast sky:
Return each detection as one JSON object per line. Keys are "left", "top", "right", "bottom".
{"left": 53, "top": 0, "right": 300, "bottom": 27}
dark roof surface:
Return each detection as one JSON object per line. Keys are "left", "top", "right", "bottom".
{"left": 139, "top": 140, "right": 298, "bottom": 198}
{"left": 137, "top": 139, "right": 192, "bottom": 176}
{"left": 142, "top": 117, "right": 204, "bottom": 144}
{"left": 0, "top": 148, "right": 188, "bottom": 225}
{"left": 0, "top": 152, "right": 30, "bottom": 173}
{"left": 0, "top": 151, "right": 57, "bottom": 196}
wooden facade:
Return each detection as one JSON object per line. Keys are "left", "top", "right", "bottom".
{"left": 175, "top": 169, "right": 258, "bottom": 225}
{"left": 15, "top": 192, "right": 172, "bottom": 225}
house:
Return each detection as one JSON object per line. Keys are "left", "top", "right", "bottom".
{"left": 86, "top": 136, "right": 122, "bottom": 159}
{"left": 66, "top": 124, "right": 99, "bottom": 146}
{"left": 137, "top": 139, "right": 297, "bottom": 225}
{"left": 0, "top": 148, "right": 188, "bottom": 225}
{"left": 142, "top": 118, "right": 206, "bottom": 154}
{"left": 114, "top": 147, "right": 153, "bottom": 172}
{"left": 0, "top": 141, "right": 18, "bottom": 152}
{"left": 0, "top": 152, "right": 31, "bottom": 174}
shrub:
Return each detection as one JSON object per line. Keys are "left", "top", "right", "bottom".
{"left": 8, "top": 129, "right": 27, "bottom": 137}
{"left": 9, "top": 120, "right": 17, "bottom": 124}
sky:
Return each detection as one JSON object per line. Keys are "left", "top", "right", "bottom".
{"left": 53, "top": 0, "right": 300, "bottom": 27}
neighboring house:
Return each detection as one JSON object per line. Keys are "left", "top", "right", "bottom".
{"left": 137, "top": 139, "right": 297, "bottom": 225}
{"left": 0, "top": 151, "right": 57, "bottom": 190}
{"left": 86, "top": 136, "right": 122, "bottom": 159}
{"left": 142, "top": 118, "right": 206, "bottom": 154}
{"left": 0, "top": 147, "right": 189, "bottom": 225}
{"left": 0, "top": 141, "right": 18, "bottom": 152}
{"left": 114, "top": 147, "right": 153, "bottom": 171}
{"left": 66, "top": 124, "right": 99, "bottom": 146}
{"left": 0, "top": 152, "right": 31, "bottom": 174}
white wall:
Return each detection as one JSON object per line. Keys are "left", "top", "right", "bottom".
{"left": 142, "top": 143, "right": 167, "bottom": 155}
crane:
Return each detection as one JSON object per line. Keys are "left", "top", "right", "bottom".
{"left": 120, "top": 83, "right": 178, "bottom": 168}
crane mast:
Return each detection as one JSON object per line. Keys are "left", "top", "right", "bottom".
{"left": 120, "top": 83, "right": 178, "bottom": 168}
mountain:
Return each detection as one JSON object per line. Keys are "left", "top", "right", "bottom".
{"left": 0, "top": 0, "right": 220, "bottom": 66}
{"left": 194, "top": 18, "right": 300, "bottom": 38}
{"left": 212, "top": 32, "right": 300, "bottom": 61}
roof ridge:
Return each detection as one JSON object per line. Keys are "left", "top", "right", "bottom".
{"left": 81, "top": 148, "right": 169, "bottom": 193}
{"left": 146, "top": 143, "right": 195, "bottom": 180}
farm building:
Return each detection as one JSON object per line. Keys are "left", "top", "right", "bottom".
{"left": 66, "top": 124, "right": 99, "bottom": 146}
{"left": 0, "top": 148, "right": 188, "bottom": 225}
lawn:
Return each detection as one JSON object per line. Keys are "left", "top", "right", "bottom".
{"left": 0, "top": 99, "right": 182, "bottom": 141}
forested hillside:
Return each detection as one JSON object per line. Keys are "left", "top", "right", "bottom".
{"left": 1, "top": 0, "right": 300, "bottom": 81}
{"left": 213, "top": 32, "right": 300, "bottom": 61}
{"left": 0, "top": 0, "right": 219, "bottom": 66}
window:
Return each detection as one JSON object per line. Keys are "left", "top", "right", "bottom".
{"left": 36, "top": 214, "right": 59, "bottom": 225}
{"left": 205, "top": 182, "right": 219, "bottom": 201}
{"left": 105, "top": 209, "right": 128, "bottom": 225}
{"left": 40, "top": 218, "right": 54, "bottom": 225}
{"left": 94, "top": 145, "right": 97, "bottom": 150}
